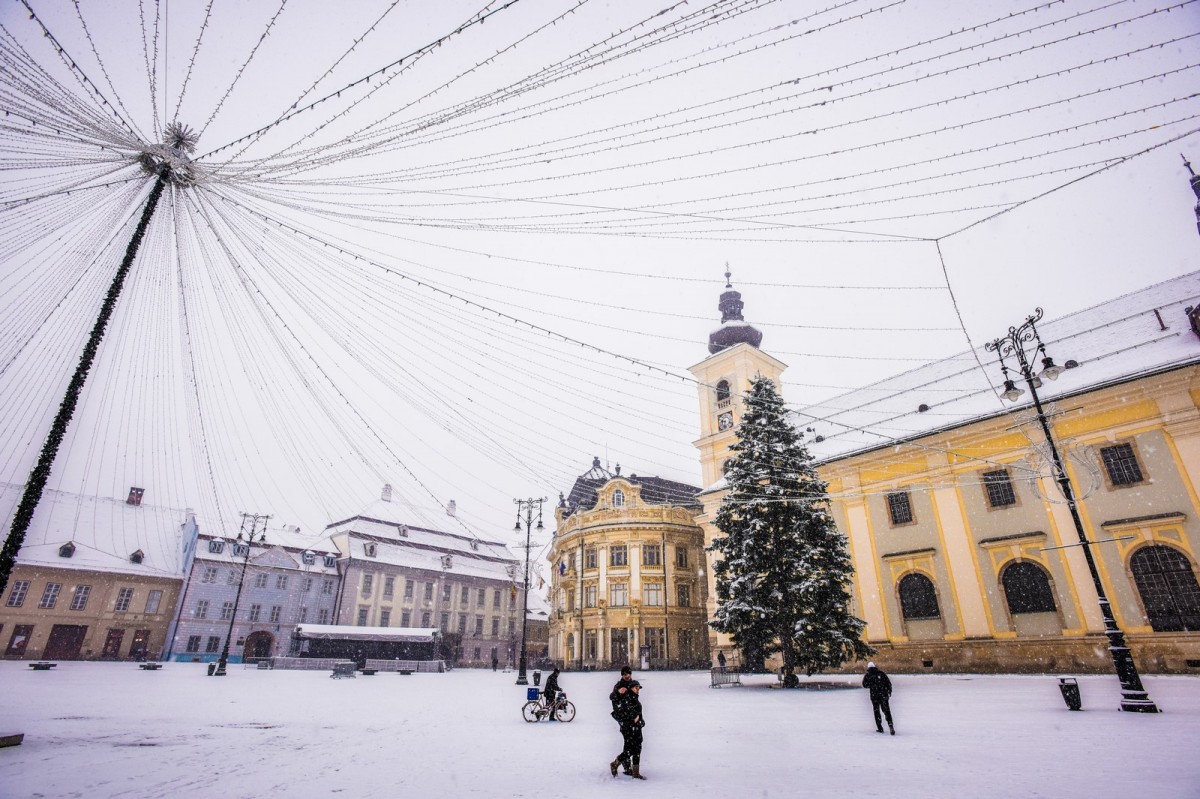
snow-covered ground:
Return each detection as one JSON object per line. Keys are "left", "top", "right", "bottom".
{"left": 1, "top": 662, "right": 1196, "bottom": 798}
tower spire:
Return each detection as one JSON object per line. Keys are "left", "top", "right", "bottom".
{"left": 707, "top": 264, "right": 763, "bottom": 354}
{"left": 1184, "top": 154, "right": 1200, "bottom": 238}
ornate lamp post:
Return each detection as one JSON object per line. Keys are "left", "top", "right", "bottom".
{"left": 212, "top": 513, "right": 269, "bottom": 676}
{"left": 987, "top": 309, "right": 1157, "bottom": 712}
{"left": 513, "top": 497, "right": 545, "bottom": 686}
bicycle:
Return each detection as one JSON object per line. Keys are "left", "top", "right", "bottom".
{"left": 522, "top": 690, "right": 576, "bottom": 722}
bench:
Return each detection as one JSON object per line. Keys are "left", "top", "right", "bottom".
{"left": 710, "top": 668, "right": 742, "bottom": 688}
{"left": 398, "top": 669, "right": 413, "bottom": 676}
{"left": 360, "top": 668, "right": 377, "bottom": 676}
{"left": 138, "top": 663, "right": 163, "bottom": 670}
{"left": 29, "top": 662, "right": 57, "bottom": 671}
{"left": 330, "top": 661, "right": 357, "bottom": 679}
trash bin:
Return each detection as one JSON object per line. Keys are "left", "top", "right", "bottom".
{"left": 207, "top": 663, "right": 216, "bottom": 676}
{"left": 533, "top": 670, "right": 541, "bottom": 686}
{"left": 1058, "top": 677, "right": 1081, "bottom": 710}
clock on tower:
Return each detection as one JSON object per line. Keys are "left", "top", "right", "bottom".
{"left": 717, "top": 411, "right": 734, "bottom": 431}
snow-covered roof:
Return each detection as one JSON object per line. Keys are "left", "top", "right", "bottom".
{"left": 327, "top": 496, "right": 515, "bottom": 563}
{"left": 525, "top": 590, "right": 551, "bottom": 621}
{"left": 799, "top": 271, "right": 1200, "bottom": 465}
{"left": 294, "top": 624, "right": 437, "bottom": 642}
{"left": 350, "top": 536, "right": 521, "bottom": 583}
{"left": 0, "top": 482, "right": 194, "bottom": 579}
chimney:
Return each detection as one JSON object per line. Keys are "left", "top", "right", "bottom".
{"left": 446, "top": 500, "right": 456, "bottom": 517}
{"left": 127, "top": 487, "right": 144, "bottom": 506}
{"left": 381, "top": 483, "right": 393, "bottom": 502}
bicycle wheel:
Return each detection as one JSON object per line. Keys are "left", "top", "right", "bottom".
{"left": 554, "top": 701, "right": 576, "bottom": 722}
{"left": 522, "top": 701, "right": 541, "bottom": 723}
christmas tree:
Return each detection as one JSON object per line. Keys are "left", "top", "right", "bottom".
{"left": 708, "top": 376, "right": 873, "bottom": 675}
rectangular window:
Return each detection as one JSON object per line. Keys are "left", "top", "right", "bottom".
{"left": 227, "top": 570, "right": 237, "bottom": 585}
{"left": 474, "top": 616, "right": 483, "bottom": 635}
{"left": 982, "top": 469, "right": 1017, "bottom": 508}
{"left": 643, "top": 582, "right": 663, "bottom": 607}
{"left": 675, "top": 546, "right": 689, "bottom": 568}
{"left": 357, "top": 608, "right": 369, "bottom": 626}
{"left": 401, "top": 610, "right": 411, "bottom": 627}
{"left": 609, "top": 545, "right": 628, "bottom": 567}
{"left": 303, "top": 577, "right": 313, "bottom": 593}
{"left": 405, "top": 579, "right": 415, "bottom": 599}
{"left": 886, "top": 491, "right": 914, "bottom": 526}
{"left": 201, "top": 566, "right": 218, "bottom": 584}
{"left": 253, "top": 573, "right": 268, "bottom": 589}
{"left": 221, "top": 601, "right": 234, "bottom": 620}
{"left": 461, "top": 586, "right": 470, "bottom": 607}
{"left": 322, "top": 579, "right": 334, "bottom": 595}
{"left": 584, "top": 585, "right": 597, "bottom": 608}
{"left": 440, "top": 612, "right": 450, "bottom": 631}
{"left": 275, "top": 574, "right": 288, "bottom": 590}
{"left": 233, "top": 544, "right": 250, "bottom": 558}
{"left": 207, "top": 539, "right": 224, "bottom": 554}
{"left": 270, "top": 606, "right": 282, "bottom": 623}
{"left": 6, "top": 580, "right": 30, "bottom": 607}
{"left": 473, "top": 647, "right": 481, "bottom": 660}
{"left": 380, "top": 609, "right": 391, "bottom": 627}
{"left": 585, "top": 631, "right": 598, "bottom": 660}
{"left": 113, "top": 586, "right": 133, "bottom": 611}
{"left": 205, "top": 636, "right": 221, "bottom": 653}
{"left": 566, "top": 588, "right": 576, "bottom": 612}
{"left": 248, "top": 604, "right": 262, "bottom": 622}
{"left": 443, "top": 583, "right": 452, "bottom": 602}
{"left": 383, "top": 576, "right": 395, "bottom": 598}
{"left": 677, "top": 584, "right": 691, "bottom": 608}
{"left": 70, "top": 585, "right": 91, "bottom": 611}
{"left": 195, "top": 599, "right": 210, "bottom": 619}
{"left": 456, "top": 615, "right": 466, "bottom": 635}
{"left": 1101, "top": 443, "right": 1144, "bottom": 486}
{"left": 299, "top": 607, "right": 308, "bottom": 623}
{"left": 491, "top": 618, "right": 500, "bottom": 637}
{"left": 301, "top": 551, "right": 315, "bottom": 566}
{"left": 477, "top": 588, "right": 486, "bottom": 607}
{"left": 493, "top": 589, "right": 501, "bottom": 608}
{"left": 645, "top": 627, "right": 664, "bottom": 660}
{"left": 318, "top": 608, "right": 330, "bottom": 624}
{"left": 642, "top": 545, "right": 661, "bottom": 567}
{"left": 509, "top": 620, "right": 516, "bottom": 635}
{"left": 609, "top": 583, "right": 629, "bottom": 607}
{"left": 424, "top": 582, "right": 434, "bottom": 601}
{"left": 362, "top": 574, "right": 374, "bottom": 596}
{"left": 186, "top": 635, "right": 201, "bottom": 653}
{"left": 145, "top": 590, "right": 163, "bottom": 614}
{"left": 421, "top": 611, "right": 431, "bottom": 627}
{"left": 585, "top": 549, "right": 598, "bottom": 569}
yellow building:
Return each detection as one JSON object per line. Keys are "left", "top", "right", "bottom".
{"left": 693, "top": 272, "right": 1200, "bottom": 673}
{"left": 548, "top": 459, "right": 710, "bottom": 669}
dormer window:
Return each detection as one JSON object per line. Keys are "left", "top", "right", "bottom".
{"left": 58, "top": 542, "right": 75, "bottom": 558}
{"left": 233, "top": 544, "right": 250, "bottom": 558}
{"left": 323, "top": 554, "right": 336, "bottom": 568}
{"left": 208, "top": 539, "right": 225, "bottom": 554}
{"left": 613, "top": 489, "right": 625, "bottom": 507}
{"left": 398, "top": 524, "right": 409, "bottom": 537}
{"left": 470, "top": 541, "right": 479, "bottom": 551}
{"left": 130, "top": 549, "right": 145, "bottom": 564}
{"left": 441, "top": 554, "right": 453, "bottom": 570}
{"left": 364, "top": 543, "right": 377, "bottom": 558}
{"left": 301, "top": 551, "right": 316, "bottom": 566}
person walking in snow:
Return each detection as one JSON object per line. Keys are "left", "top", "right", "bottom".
{"left": 863, "top": 662, "right": 894, "bottom": 735}
{"left": 543, "top": 668, "right": 562, "bottom": 721}
{"left": 610, "top": 680, "right": 646, "bottom": 779}
{"left": 608, "top": 666, "right": 634, "bottom": 774}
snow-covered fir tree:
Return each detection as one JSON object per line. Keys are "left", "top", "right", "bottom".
{"left": 708, "top": 376, "right": 873, "bottom": 675}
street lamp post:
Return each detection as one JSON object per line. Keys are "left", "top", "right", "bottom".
{"left": 987, "top": 309, "right": 1157, "bottom": 712}
{"left": 212, "top": 513, "right": 269, "bottom": 677}
{"left": 513, "top": 497, "right": 545, "bottom": 686}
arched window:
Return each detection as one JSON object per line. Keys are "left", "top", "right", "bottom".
{"left": 1131, "top": 545, "right": 1200, "bottom": 632}
{"left": 716, "top": 380, "right": 730, "bottom": 403}
{"left": 613, "top": 489, "right": 625, "bottom": 507}
{"left": 898, "top": 573, "right": 940, "bottom": 620}
{"left": 1002, "top": 561, "right": 1057, "bottom": 614}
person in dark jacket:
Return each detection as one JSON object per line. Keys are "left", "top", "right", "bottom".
{"left": 543, "top": 668, "right": 561, "bottom": 720}
{"left": 609, "top": 681, "right": 646, "bottom": 779}
{"left": 862, "top": 662, "right": 894, "bottom": 735}
{"left": 608, "top": 666, "right": 634, "bottom": 774}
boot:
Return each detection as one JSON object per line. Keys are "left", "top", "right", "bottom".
{"left": 610, "top": 758, "right": 622, "bottom": 777}
{"left": 631, "top": 764, "right": 646, "bottom": 780}
{"left": 889, "top": 726, "right": 895, "bottom": 736}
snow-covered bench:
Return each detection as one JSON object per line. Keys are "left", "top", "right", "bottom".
{"left": 710, "top": 668, "right": 742, "bottom": 688}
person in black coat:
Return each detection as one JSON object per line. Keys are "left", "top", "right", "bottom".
{"left": 543, "top": 668, "right": 561, "bottom": 720}
{"left": 862, "top": 662, "right": 894, "bottom": 735}
{"left": 607, "top": 666, "right": 634, "bottom": 773}
{"left": 609, "top": 681, "right": 646, "bottom": 779}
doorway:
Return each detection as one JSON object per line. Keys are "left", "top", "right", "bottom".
{"left": 44, "top": 625, "right": 88, "bottom": 659}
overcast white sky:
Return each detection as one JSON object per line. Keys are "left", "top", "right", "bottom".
{"left": 1, "top": 0, "right": 1198, "bottom": 566}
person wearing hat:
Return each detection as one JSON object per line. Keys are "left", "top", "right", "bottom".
{"left": 610, "top": 680, "right": 646, "bottom": 779}
{"left": 543, "top": 668, "right": 562, "bottom": 721}
{"left": 862, "top": 662, "right": 894, "bottom": 735}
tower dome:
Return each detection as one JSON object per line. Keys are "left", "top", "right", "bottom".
{"left": 707, "top": 267, "right": 763, "bottom": 354}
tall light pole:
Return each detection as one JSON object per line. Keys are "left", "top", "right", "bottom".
{"left": 513, "top": 497, "right": 544, "bottom": 686}
{"left": 987, "top": 309, "right": 1157, "bottom": 712}
{"left": 212, "top": 512, "right": 269, "bottom": 676}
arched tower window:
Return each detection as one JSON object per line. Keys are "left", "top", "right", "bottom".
{"left": 716, "top": 380, "right": 730, "bottom": 403}
{"left": 613, "top": 489, "right": 625, "bottom": 507}
{"left": 1130, "top": 545, "right": 1200, "bottom": 631}
{"left": 898, "top": 573, "right": 940, "bottom": 620}
{"left": 1001, "top": 561, "right": 1057, "bottom": 614}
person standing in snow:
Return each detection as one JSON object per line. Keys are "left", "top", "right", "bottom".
{"left": 717, "top": 649, "right": 727, "bottom": 673}
{"left": 862, "top": 662, "right": 894, "bottom": 735}
{"left": 610, "top": 680, "right": 646, "bottom": 779}
{"left": 608, "top": 666, "right": 634, "bottom": 774}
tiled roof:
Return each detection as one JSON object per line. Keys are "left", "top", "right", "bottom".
{"left": 564, "top": 468, "right": 701, "bottom": 514}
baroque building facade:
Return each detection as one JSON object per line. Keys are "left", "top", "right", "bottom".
{"left": 326, "top": 485, "right": 524, "bottom": 668}
{"left": 548, "top": 459, "right": 709, "bottom": 669}
{"left": 694, "top": 272, "right": 1200, "bottom": 673}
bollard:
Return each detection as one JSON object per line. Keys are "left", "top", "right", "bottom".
{"left": 533, "top": 670, "right": 541, "bottom": 686}
{"left": 1058, "top": 677, "right": 1081, "bottom": 711}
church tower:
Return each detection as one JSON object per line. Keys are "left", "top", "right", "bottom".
{"left": 689, "top": 268, "right": 787, "bottom": 488}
